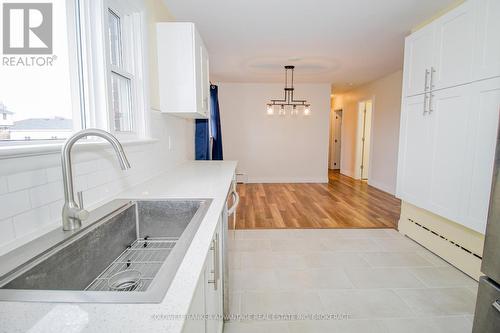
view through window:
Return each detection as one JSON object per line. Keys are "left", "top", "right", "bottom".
{"left": 0, "top": 1, "right": 75, "bottom": 144}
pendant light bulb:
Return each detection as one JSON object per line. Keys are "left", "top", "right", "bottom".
{"left": 279, "top": 105, "right": 286, "bottom": 116}
{"left": 304, "top": 106, "right": 311, "bottom": 116}
{"left": 267, "top": 104, "right": 274, "bottom": 115}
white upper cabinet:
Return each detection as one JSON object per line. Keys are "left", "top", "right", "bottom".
{"left": 403, "top": 0, "right": 500, "bottom": 98}
{"left": 403, "top": 24, "right": 435, "bottom": 97}
{"left": 157, "top": 23, "right": 210, "bottom": 118}
{"left": 473, "top": 0, "right": 500, "bottom": 81}
{"left": 432, "top": 0, "right": 476, "bottom": 91}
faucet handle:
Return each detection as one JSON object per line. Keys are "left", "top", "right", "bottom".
{"left": 77, "top": 191, "right": 84, "bottom": 209}
{"left": 76, "top": 191, "right": 89, "bottom": 221}
{"left": 75, "top": 209, "right": 89, "bottom": 221}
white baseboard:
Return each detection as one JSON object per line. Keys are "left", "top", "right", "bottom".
{"left": 340, "top": 169, "right": 354, "bottom": 178}
{"left": 246, "top": 176, "right": 328, "bottom": 184}
{"left": 368, "top": 179, "right": 395, "bottom": 195}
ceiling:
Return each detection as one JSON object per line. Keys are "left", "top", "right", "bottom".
{"left": 163, "top": 0, "right": 458, "bottom": 90}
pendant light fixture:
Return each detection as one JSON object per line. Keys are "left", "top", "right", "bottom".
{"left": 266, "top": 65, "right": 310, "bottom": 116}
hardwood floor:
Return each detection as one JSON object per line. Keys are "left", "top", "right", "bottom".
{"left": 232, "top": 170, "right": 401, "bottom": 229}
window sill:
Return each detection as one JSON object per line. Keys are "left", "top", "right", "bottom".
{"left": 0, "top": 138, "right": 159, "bottom": 160}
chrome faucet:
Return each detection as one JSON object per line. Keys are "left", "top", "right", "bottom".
{"left": 61, "top": 129, "right": 131, "bottom": 231}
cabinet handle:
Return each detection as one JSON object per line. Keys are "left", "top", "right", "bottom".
{"left": 493, "top": 300, "right": 500, "bottom": 313}
{"left": 227, "top": 190, "right": 240, "bottom": 216}
{"left": 423, "top": 93, "right": 429, "bottom": 115}
{"left": 424, "top": 69, "right": 430, "bottom": 92}
{"left": 429, "top": 93, "right": 435, "bottom": 113}
{"left": 430, "top": 67, "right": 436, "bottom": 90}
{"left": 208, "top": 233, "right": 219, "bottom": 290}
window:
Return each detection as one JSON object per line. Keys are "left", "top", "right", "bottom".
{"left": 0, "top": 1, "right": 76, "bottom": 144}
{"left": 108, "top": 8, "right": 133, "bottom": 133}
{"left": 0, "top": 0, "right": 149, "bottom": 147}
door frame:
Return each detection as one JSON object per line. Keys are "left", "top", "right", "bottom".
{"left": 330, "top": 109, "right": 343, "bottom": 170}
{"left": 354, "top": 98, "right": 375, "bottom": 180}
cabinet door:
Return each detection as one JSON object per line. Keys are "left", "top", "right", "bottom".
{"left": 205, "top": 221, "right": 223, "bottom": 333}
{"left": 462, "top": 78, "right": 500, "bottom": 233}
{"left": 433, "top": 0, "right": 476, "bottom": 91}
{"left": 397, "top": 94, "right": 434, "bottom": 207}
{"left": 182, "top": 265, "right": 206, "bottom": 333}
{"left": 403, "top": 25, "right": 435, "bottom": 97}
{"left": 474, "top": 0, "right": 500, "bottom": 81}
{"left": 201, "top": 43, "right": 210, "bottom": 117}
{"left": 427, "top": 85, "right": 473, "bottom": 222}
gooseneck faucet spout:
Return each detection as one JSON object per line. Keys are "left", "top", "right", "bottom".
{"left": 61, "top": 129, "right": 131, "bottom": 231}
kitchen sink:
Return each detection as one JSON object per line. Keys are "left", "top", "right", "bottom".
{"left": 0, "top": 199, "right": 211, "bottom": 303}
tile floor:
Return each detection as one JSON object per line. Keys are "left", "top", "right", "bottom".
{"left": 224, "top": 229, "right": 477, "bottom": 333}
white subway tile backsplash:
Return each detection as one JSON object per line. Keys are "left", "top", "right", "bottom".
{"left": 7, "top": 169, "right": 47, "bottom": 192}
{"left": 0, "top": 176, "right": 7, "bottom": 195}
{"left": 29, "top": 181, "right": 64, "bottom": 208}
{"left": 0, "top": 218, "right": 15, "bottom": 245}
{"left": 12, "top": 206, "right": 51, "bottom": 239}
{"left": 48, "top": 200, "right": 63, "bottom": 222}
{"left": 73, "top": 160, "right": 98, "bottom": 176}
{"left": 0, "top": 114, "right": 194, "bottom": 253}
{"left": 0, "top": 190, "right": 31, "bottom": 220}
{"left": 46, "top": 166, "right": 62, "bottom": 182}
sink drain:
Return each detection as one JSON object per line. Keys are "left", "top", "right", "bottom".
{"left": 108, "top": 270, "right": 142, "bottom": 291}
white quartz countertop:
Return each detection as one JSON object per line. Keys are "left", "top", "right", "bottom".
{"left": 0, "top": 160, "right": 237, "bottom": 333}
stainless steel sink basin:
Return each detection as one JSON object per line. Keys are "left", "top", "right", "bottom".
{"left": 0, "top": 199, "right": 211, "bottom": 303}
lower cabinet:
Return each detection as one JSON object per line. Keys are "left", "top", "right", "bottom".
{"left": 183, "top": 217, "right": 223, "bottom": 333}
{"left": 397, "top": 77, "right": 500, "bottom": 233}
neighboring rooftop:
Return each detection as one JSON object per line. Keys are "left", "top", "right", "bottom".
{"left": 10, "top": 117, "right": 72, "bottom": 130}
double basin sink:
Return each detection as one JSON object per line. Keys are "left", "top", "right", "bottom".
{"left": 0, "top": 199, "right": 211, "bottom": 303}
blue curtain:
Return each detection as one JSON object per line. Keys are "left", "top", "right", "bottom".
{"left": 195, "top": 84, "right": 223, "bottom": 160}
{"left": 210, "top": 84, "right": 223, "bottom": 160}
{"left": 195, "top": 119, "right": 209, "bottom": 160}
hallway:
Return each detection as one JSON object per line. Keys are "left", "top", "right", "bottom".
{"left": 233, "top": 170, "right": 401, "bottom": 229}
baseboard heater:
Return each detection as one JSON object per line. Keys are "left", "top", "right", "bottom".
{"left": 407, "top": 218, "right": 482, "bottom": 260}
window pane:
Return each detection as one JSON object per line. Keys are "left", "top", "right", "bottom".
{"left": 0, "top": 1, "right": 75, "bottom": 143}
{"left": 108, "top": 10, "right": 122, "bottom": 67}
{"left": 110, "top": 73, "right": 133, "bottom": 132}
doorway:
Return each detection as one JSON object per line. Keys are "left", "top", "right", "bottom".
{"left": 356, "top": 100, "right": 373, "bottom": 180}
{"left": 330, "top": 109, "right": 342, "bottom": 170}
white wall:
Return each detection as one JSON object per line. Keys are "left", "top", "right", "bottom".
{"left": 0, "top": 0, "right": 194, "bottom": 254}
{"left": 334, "top": 70, "right": 403, "bottom": 194}
{"left": 218, "top": 83, "right": 331, "bottom": 183}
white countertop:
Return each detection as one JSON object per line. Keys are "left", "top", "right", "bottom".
{"left": 0, "top": 160, "right": 237, "bottom": 333}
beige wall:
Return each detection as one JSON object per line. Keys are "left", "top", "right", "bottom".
{"left": 334, "top": 70, "right": 403, "bottom": 194}
{"left": 218, "top": 83, "right": 331, "bottom": 183}
{"left": 144, "top": 0, "right": 175, "bottom": 110}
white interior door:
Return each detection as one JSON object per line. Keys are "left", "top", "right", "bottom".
{"left": 332, "top": 110, "right": 342, "bottom": 170}
{"left": 361, "top": 102, "right": 372, "bottom": 180}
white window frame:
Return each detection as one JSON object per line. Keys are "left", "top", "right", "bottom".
{"left": 77, "top": 0, "right": 150, "bottom": 140}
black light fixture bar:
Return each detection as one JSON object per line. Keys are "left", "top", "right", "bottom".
{"left": 267, "top": 65, "right": 310, "bottom": 108}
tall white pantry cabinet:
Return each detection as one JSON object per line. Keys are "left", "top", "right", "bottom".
{"left": 397, "top": 0, "right": 500, "bottom": 234}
